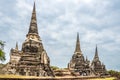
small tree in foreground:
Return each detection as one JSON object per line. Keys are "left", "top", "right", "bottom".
{"left": 0, "top": 40, "right": 5, "bottom": 62}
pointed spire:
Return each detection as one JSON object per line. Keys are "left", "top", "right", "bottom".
{"left": 15, "top": 42, "right": 18, "bottom": 50}
{"left": 28, "top": 1, "right": 38, "bottom": 34}
{"left": 86, "top": 56, "right": 88, "bottom": 61}
{"left": 94, "top": 45, "right": 99, "bottom": 60}
{"left": 95, "top": 45, "right": 98, "bottom": 58}
{"left": 75, "top": 32, "right": 81, "bottom": 53}
{"left": 33, "top": 1, "right": 36, "bottom": 13}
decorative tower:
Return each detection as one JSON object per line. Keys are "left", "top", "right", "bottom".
{"left": 22, "top": 2, "right": 42, "bottom": 54}
{"left": 91, "top": 45, "right": 106, "bottom": 75}
{"left": 6, "top": 2, "right": 54, "bottom": 77}
{"left": 68, "top": 33, "right": 91, "bottom": 76}
{"left": 5, "top": 42, "right": 21, "bottom": 74}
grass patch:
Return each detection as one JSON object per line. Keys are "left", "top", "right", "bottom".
{"left": 0, "top": 74, "right": 49, "bottom": 79}
{"left": 0, "top": 75, "right": 116, "bottom": 80}
{"left": 89, "top": 77, "right": 116, "bottom": 80}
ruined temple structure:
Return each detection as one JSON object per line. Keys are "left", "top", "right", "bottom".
{"left": 68, "top": 33, "right": 91, "bottom": 76}
{"left": 91, "top": 45, "right": 107, "bottom": 76}
{"left": 3, "top": 1, "right": 108, "bottom": 77}
{"left": 5, "top": 2, "right": 54, "bottom": 77}
{"left": 68, "top": 33, "right": 107, "bottom": 76}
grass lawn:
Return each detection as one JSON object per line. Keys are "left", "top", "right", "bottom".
{"left": 89, "top": 77, "right": 116, "bottom": 80}
{"left": 0, "top": 75, "right": 116, "bottom": 80}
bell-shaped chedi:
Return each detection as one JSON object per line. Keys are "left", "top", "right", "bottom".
{"left": 5, "top": 2, "right": 54, "bottom": 77}
{"left": 68, "top": 33, "right": 91, "bottom": 76}
{"left": 91, "top": 45, "right": 107, "bottom": 75}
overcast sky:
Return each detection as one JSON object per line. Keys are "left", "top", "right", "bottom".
{"left": 0, "top": 0, "right": 120, "bottom": 71}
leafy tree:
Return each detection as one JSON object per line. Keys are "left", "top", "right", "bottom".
{"left": 108, "top": 70, "right": 120, "bottom": 79}
{"left": 0, "top": 40, "right": 5, "bottom": 61}
{"left": 51, "top": 66, "right": 59, "bottom": 70}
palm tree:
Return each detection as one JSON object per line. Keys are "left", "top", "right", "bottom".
{"left": 0, "top": 40, "right": 5, "bottom": 61}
